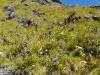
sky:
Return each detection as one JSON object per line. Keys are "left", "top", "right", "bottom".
{"left": 60, "top": 0, "right": 100, "bottom": 6}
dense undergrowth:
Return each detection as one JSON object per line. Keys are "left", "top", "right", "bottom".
{"left": 0, "top": 0, "right": 100, "bottom": 75}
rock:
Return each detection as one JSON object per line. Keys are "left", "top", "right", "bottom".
{"left": 62, "top": 12, "right": 81, "bottom": 26}
{"left": 92, "top": 15, "right": 100, "bottom": 21}
{"left": 0, "top": 52, "right": 5, "bottom": 57}
{"left": 83, "top": 14, "right": 100, "bottom": 21}
{"left": 0, "top": 65, "right": 15, "bottom": 75}
{"left": 51, "top": 56, "right": 58, "bottom": 62}
{"left": 3, "top": 5, "right": 16, "bottom": 20}
{"left": 83, "top": 14, "right": 92, "bottom": 19}
{"left": 6, "top": 12, "right": 16, "bottom": 20}
{"left": 4, "top": 6, "right": 14, "bottom": 12}
{"left": 73, "top": 16, "right": 81, "bottom": 23}
{"left": 18, "top": 18, "right": 33, "bottom": 27}
{"left": 32, "top": 0, "right": 49, "bottom": 4}
{"left": 63, "top": 15, "right": 73, "bottom": 25}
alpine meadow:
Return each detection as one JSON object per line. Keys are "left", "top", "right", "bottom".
{"left": 0, "top": 0, "right": 100, "bottom": 75}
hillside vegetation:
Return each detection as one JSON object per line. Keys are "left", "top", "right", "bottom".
{"left": 0, "top": 0, "right": 100, "bottom": 75}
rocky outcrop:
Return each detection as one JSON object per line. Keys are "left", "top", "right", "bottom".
{"left": 32, "top": 0, "right": 61, "bottom": 4}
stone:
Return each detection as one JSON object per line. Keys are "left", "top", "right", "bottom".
{"left": 61, "top": 13, "right": 82, "bottom": 27}
{"left": 18, "top": 18, "right": 33, "bottom": 27}
{"left": 0, "top": 52, "right": 5, "bottom": 57}
{"left": 6, "top": 12, "right": 16, "bottom": 20}
{"left": 92, "top": 15, "right": 100, "bottom": 21}
{"left": 51, "top": 56, "right": 58, "bottom": 62}
{"left": 32, "top": 0, "right": 49, "bottom": 4}
{"left": 63, "top": 12, "right": 76, "bottom": 25}
{"left": 0, "top": 65, "right": 15, "bottom": 75}
{"left": 4, "top": 6, "right": 14, "bottom": 12}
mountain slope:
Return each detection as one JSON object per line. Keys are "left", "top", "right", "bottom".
{"left": 0, "top": 0, "right": 100, "bottom": 75}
